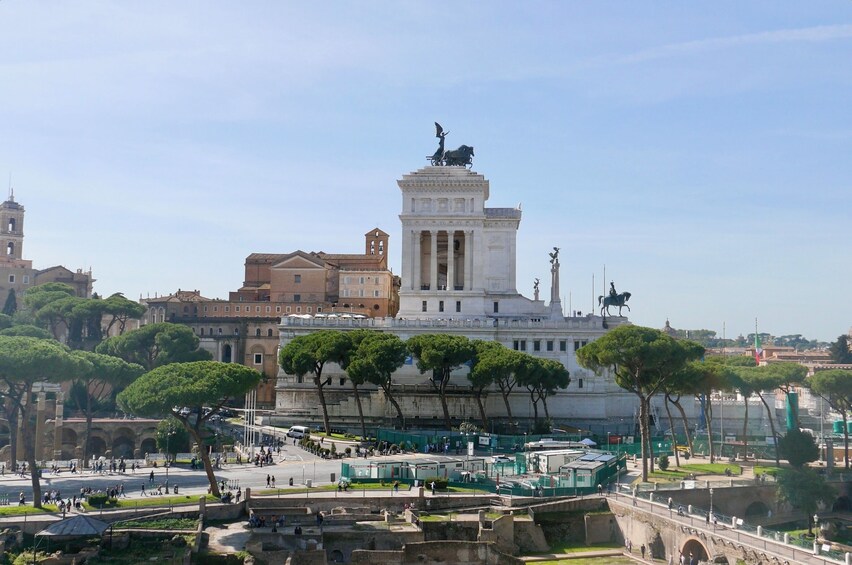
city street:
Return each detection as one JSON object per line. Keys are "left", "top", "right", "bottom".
{"left": 0, "top": 442, "right": 476, "bottom": 504}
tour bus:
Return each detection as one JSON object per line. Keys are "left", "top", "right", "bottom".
{"left": 287, "top": 425, "right": 310, "bottom": 439}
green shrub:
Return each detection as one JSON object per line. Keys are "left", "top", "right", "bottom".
{"left": 87, "top": 493, "right": 115, "bottom": 508}
{"left": 658, "top": 454, "right": 670, "bottom": 471}
{"left": 424, "top": 476, "right": 449, "bottom": 490}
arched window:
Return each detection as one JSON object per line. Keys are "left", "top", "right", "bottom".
{"left": 255, "top": 328, "right": 261, "bottom": 337}
{"left": 8, "top": 218, "right": 15, "bottom": 232}
{"left": 200, "top": 328, "right": 205, "bottom": 336}
{"left": 6, "top": 242, "right": 13, "bottom": 256}
{"left": 267, "top": 328, "right": 273, "bottom": 337}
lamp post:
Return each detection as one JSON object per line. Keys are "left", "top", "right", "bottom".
{"left": 709, "top": 488, "right": 714, "bottom": 522}
{"left": 164, "top": 424, "right": 176, "bottom": 491}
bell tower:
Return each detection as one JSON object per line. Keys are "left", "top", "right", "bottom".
{"left": 365, "top": 228, "right": 389, "bottom": 268}
{"left": 0, "top": 190, "right": 25, "bottom": 260}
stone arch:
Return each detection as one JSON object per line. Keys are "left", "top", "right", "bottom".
{"left": 329, "top": 549, "right": 344, "bottom": 563}
{"left": 61, "top": 428, "right": 78, "bottom": 444}
{"left": 0, "top": 421, "right": 10, "bottom": 449}
{"left": 744, "top": 500, "right": 770, "bottom": 519}
{"left": 89, "top": 436, "right": 107, "bottom": 458}
{"left": 222, "top": 344, "right": 232, "bottom": 363}
{"left": 112, "top": 435, "right": 135, "bottom": 459}
{"left": 140, "top": 437, "right": 156, "bottom": 456}
{"left": 833, "top": 495, "right": 852, "bottom": 512}
{"left": 681, "top": 537, "right": 709, "bottom": 563}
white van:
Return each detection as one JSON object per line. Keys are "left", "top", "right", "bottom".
{"left": 287, "top": 425, "right": 309, "bottom": 439}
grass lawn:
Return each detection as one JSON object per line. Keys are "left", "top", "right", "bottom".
{"left": 645, "top": 462, "right": 741, "bottom": 482}
{"left": 538, "top": 541, "right": 623, "bottom": 554}
{"left": 754, "top": 465, "right": 781, "bottom": 476}
{"left": 0, "top": 504, "right": 57, "bottom": 516}
{"left": 530, "top": 557, "right": 632, "bottom": 565}
{"left": 83, "top": 494, "right": 209, "bottom": 511}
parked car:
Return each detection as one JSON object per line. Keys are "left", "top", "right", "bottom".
{"left": 490, "top": 455, "right": 514, "bottom": 465}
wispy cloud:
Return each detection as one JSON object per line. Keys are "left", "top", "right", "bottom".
{"left": 615, "top": 24, "right": 852, "bottom": 65}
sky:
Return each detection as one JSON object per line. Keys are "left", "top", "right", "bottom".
{"left": 0, "top": 2, "right": 850, "bottom": 342}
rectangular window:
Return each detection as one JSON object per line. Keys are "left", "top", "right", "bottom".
{"left": 224, "top": 306, "right": 230, "bottom": 312}
{"left": 203, "top": 306, "right": 208, "bottom": 313}
{"left": 533, "top": 340, "right": 541, "bottom": 352}
{"left": 307, "top": 307, "right": 312, "bottom": 313}
{"left": 23, "top": 275, "right": 29, "bottom": 284}
{"left": 359, "top": 276, "right": 365, "bottom": 284}
{"left": 317, "top": 306, "right": 323, "bottom": 312}
{"left": 344, "top": 276, "right": 351, "bottom": 284}
{"left": 213, "top": 306, "right": 218, "bottom": 312}
{"left": 493, "top": 301, "right": 499, "bottom": 313}
{"left": 422, "top": 300, "right": 428, "bottom": 312}
{"left": 455, "top": 301, "right": 461, "bottom": 313}
{"left": 520, "top": 340, "right": 527, "bottom": 351}
{"left": 578, "top": 378, "right": 584, "bottom": 389}
{"left": 294, "top": 274, "right": 301, "bottom": 283}
{"left": 265, "top": 306, "right": 271, "bottom": 313}
{"left": 513, "top": 340, "right": 519, "bottom": 350}
{"left": 373, "top": 290, "right": 380, "bottom": 297}
{"left": 275, "top": 306, "right": 281, "bottom": 313}
{"left": 296, "top": 306, "right": 301, "bottom": 313}
{"left": 294, "top": 294, "right": 301, "bottom": 302}
{"left": 235, "top": 306, "right": 240, "bottom": 312}
{"left": 253, "top": 353, "right": 263, "bottom": 365}
{"left": 286, "top": 306, "right": 291, "bottom": 313}
{"left": 358, "top": 289, "right": 365, "bottom": 297}
{"left": 8, "top": 275, "right": 14, "bottom": 283}
{"left": 546, "top": 341, "right": 554, "bottom": 352}
{"left": 439, "top": 301, "right": 444, "bottom": 312}
{"left": 574, "top": 340, "right": 588, "bottom": 352}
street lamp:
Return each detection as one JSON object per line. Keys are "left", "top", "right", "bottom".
{"left": 709, "top": 488, "right": 714, "bottom": 522}
{"left": 164, "top": 424, "right": 176, "bottom": 491}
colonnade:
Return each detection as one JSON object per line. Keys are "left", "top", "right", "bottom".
{"left": 409, "top": 229, "right": 474, "bottom": 292}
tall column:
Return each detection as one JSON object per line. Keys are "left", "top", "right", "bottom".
{"left": 447, "top": 230, "right": 455, "bottom": 292}
{"left": 35, "top": 391, "right": 46, "bottom": 462}
{"left": 54, "top": 392, "right": 64, "bottom": 460}
{"left": 412, "top": 230, "right": 421, "bottom": 290}
{"left": 430, "top": 230, "right": 438, "bottom": 291}
{"left": 464, "top": 230, "right": 473, "bottom": 290}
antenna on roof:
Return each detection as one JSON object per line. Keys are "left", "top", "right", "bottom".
{"left": 7, "top": 172, "right": 12, "bottom": 200}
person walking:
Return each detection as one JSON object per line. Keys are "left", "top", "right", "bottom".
{"left": 430, "top": 481, "right": 436, "bottom": 495}
{"left": 271, "top": 476, "right": 276, "bottom": 488}
{"left": 641, "top": 544, "right": 646, "bottom": 559}
{"left": 266, "top": 474, "right": 271, "bottom": 487}
{"left": 141, "top": 483, "right": 146, "bottom": 496}
{"left": 149, "top": 470, "right": 155, "bottom": 484}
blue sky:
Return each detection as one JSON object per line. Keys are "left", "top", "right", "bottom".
{"left": 1, "top": 2, "right": 849, "bottom": 342}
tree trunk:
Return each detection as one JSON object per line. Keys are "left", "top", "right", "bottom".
{"left": 638, "top": 394, "right": 649, "bottom": 482}
{"left": 351, "top": 382, "right": 367, "bottom": 441}
{"left": 435, "top": 377, "right": 452, "bottom": 430}
{"left": 314, "top": 375, "right": 331, "bottom": 435}
{"left": 529, "top": 390, "right": 539, "bottom": 426}
{"left": 741, "top": 396, "right": 749, "bottom": 460}
{"left": 704, "top": 396, "right": 715, "bottom": 463}
{"left": 671, "top": 397, "right": 694, "bottom": 456}
{"left": 6, "top": 402, "right": 18, "bottom": 472}
{"left": 191, "top": 427, "right": 220, "bottom": 498}
{"left": 756, "top": 392, "right": 781, "bottom": 466}
{"left": 22, "top": 386, "right": 43, "bottom": 508}
{"left": 498, "top": 382, "right": 514, "bottom": 421}
{"left": 843, "top": 410, "right": 849, "bottom": 469}
{"left": 381, "top": 383, "right": 405, "bottom": 429}
{"left": 475, "top": 391, "right": 489, "bottom": 431}
{"left": 542, "top": 395, "right": 551, "bottom": 421}
{"left": 645, "top": 399, "right": 655, "bottom": 473}
{"left": 664, "top": 395, "right": 680, "bottom": 468}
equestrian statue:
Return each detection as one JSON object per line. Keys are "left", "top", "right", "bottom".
{"left": 598, "top": 281, "right": 631, "bottom": 316}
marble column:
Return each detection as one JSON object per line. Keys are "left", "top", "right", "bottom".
{"left": 412, "top": 230, "right": 422, "bottom": 290}
{"left": 464, "top": 230, "right": 473, "bottom": 291}
{"left": 430, "top": 230, "right": 438, "bottom": 291}
{"left": 447, "top": 230, "right": 455, "bottom": 292}
{"left": 54, "top": 392, "right": 64, "bottom": 460}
